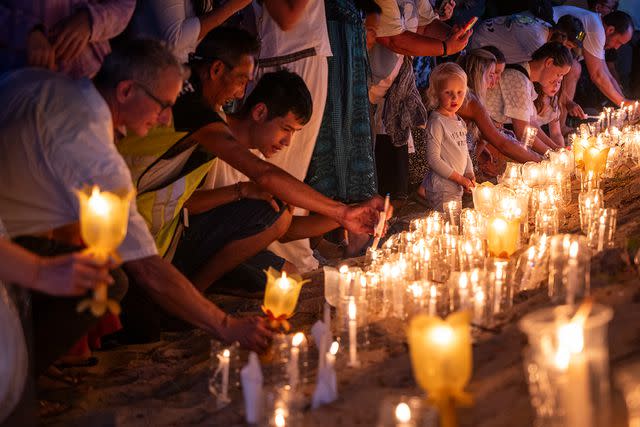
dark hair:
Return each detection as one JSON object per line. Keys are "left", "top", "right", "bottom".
{"left": 553, "top": 15, "right": 585, "bottom": 43}
{"left": 191, "top": 0, "right": 213, "bottom": 16}
{"left": 238, "top": 70, "right": 313, "bottom": 125}
{"left": 603, "top": 10, "right": 633, "bottom": 35}
{"left": 587, "top": 0, "right": 619, "bottom": 10}
{"left": 190, "top": 27, "right": 261, "bottom": 68}
{"left": 94, "top": 39, "right": 185, "bottom": 90}
{"left": 530, "top": 42, "right": 573, "bottom": 67}
{"left": 479, "top": 45, "right": 505, "bottom": 64}
{"left": 355, "top": 0, "right": 382, "bottom": 15}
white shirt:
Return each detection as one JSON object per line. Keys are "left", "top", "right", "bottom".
{"left": 129, "top": 0, "right": 201, "bottom": 64}
{"left": 553, "top": 5, "right": 605, "bottom": 60}
{"left": 252, "top": 0, "right": 332, "bottom": 59}
{"left": 204, "top": 150, "right": 264, "bottom": 189}
{"left": 0, "top": 69, "right": 158, "bottom": 262}
{"left": 486, "top": 62, "right": 538, "bottom": 124}
{"left": 369, "top": 0, "right": 437, "bottom": 103}
{"left": 470, "top": 15, "right": 551, "bottom": 64}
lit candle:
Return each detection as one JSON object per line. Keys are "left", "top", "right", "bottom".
{"left": 493, "top": 260, "right": 508, "bottom": 314}
{"left": 274, "top": 407, "right": 287, "bottom": 427}
{"left": 429, "top": 285, "right": 437, "bottom": 316}
{"left": 395, "top": 402, "right": 414, "bottom": 427}
{"left": 326, "top": 341, "right": 339, "bottom": 369}
{"left": 458, "top": 272, "right": 469, "bottom": 310}
{"left": 473, "top": 288, "right": 485, "bottom": 324}
{"left": 597, "top": 214, "right": 606, "bottom": 253}
{"left": 220, "top": 348, "right": 230, "bottom": 401}
{"left": 566, "top": 241, "right": 579, "bottom": 306}
{"left": 288, "top": 332, "right": 304, "bottom": 389}
{"left": 348, "top": 297, "right": 359, "bottom": 368}
{"left": 487, "top": 216, "right": 520, "bottom": 258}
{"left": 263, "top": 268, "right": 307, "bottom": 331}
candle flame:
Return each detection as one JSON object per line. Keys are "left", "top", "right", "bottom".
{"left": 430, "top": 285, "right": 437, "bottom": 298}
{"left": 569, "top": 241, "right": 579, "bottom": 258}
{"left": 395, "top": 402, "right": 412, "bottom": 423}
{"left": 222, "top": 349, "right": 230, "bottom": 358}
{"left": 491, "top": 218, "right": 507, "bottom": 233}
{"left": 348, "top": 298, "right": 357, "bottom": 320}
{"left": 292, "top": 332, "right": 304, "bottom": 347}
{"left": 339, "top": 265, "right": 349, "bottom": 274}
{"left": 329, "top": 341, "right": 339, "bottom": 355}
{"left": 274, "top": 408, "right": 286, "bottom": 427}
{"left": 430, "top": 324, "right": 454, "bottom": 346}
{"left": 88, "top": 186, "right": 111, "bottom": 217}
{"left": 277, "top": 272, "right": 290, "bottom": 290}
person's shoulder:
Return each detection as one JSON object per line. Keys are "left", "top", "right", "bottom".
{"left": 0, "top": 68, "right": 81, "bottom": 101}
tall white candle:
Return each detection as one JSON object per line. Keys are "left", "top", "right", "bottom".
{"left": 429, "top": 285, "right": 437, "bottom": 316}
{"left": 221, "top": 349, "right": 230, "bottom": 400}
{"left": 326, "top": 341, "right": 339, "bottom": 369}
{"left": 289, "top": 332, "right": 304, "bottom": 389}
{"left": 459, "top": 272, "right": 469, "bottom": 310}
{"left": 566, "top": 242, "right": 580, "bottom": 305}
{"left": 597, "top": 215, "right": 605, "bottom": 252}
{"left": 347, "top": 297, "right": 359, "bottom": 367}
{"left": 493, "top": 261, "right": 507, "bottom": 314}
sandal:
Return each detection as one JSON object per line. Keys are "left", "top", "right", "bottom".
{"left": 38, "top": 400, "right": 71, "bottom": 418}
{"left": 55, "top": 356, "right": 99, "bottom": 369}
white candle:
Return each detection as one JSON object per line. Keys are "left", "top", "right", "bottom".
{"left": 459, "top": 272, "right": 469, "bottom": 309}
{"left": 326, "top": 341, "right": 339, "bottom": 369}
{"left": 597, "top": 215, "right": 605, "bottom": 253}
{"left": 347, "top": 297, "right": 359, "bottom": 367}
{"left": 429, "top": 285, "right": 437, "bottom": 316}
{"left": 566, "top": 241, "right": 579, "bottom": 306}
{"left": 220, "top": 348, "right": 230, "bottom": 400}
{"left": 493, "top": 261, "right": 507, "bottom": 314}
{"left": 289, "top": 332, "right": 304, "bottom": 389}
{"left": 473, "top": 289, "right": 485, "bottom": 324}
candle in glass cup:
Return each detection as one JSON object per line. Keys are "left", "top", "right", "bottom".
{"left": 487, "top": 215, "right": 520, "bottom": 258}
{"left": 522, "top": 125, "right": 538, "bottom": 148}
{"left": 583, "top": 144, "right": 610, "bottom": 178}
{"left": 444, "top": 200, "right": 462, "bottom": 229}
{"left": 472, "top": 182, "right": 494, "bottom": 214}
{"left": 288, "top": 332, "right": 305, "bottom": 389}
{"left": 347, "top": 297, "right": 359, "bottom": 368}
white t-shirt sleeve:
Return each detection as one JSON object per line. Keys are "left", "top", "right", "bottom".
{"left": 45, "top": 107, "right": 158, "bottom": 262}
{"left": 149, "top": 0, "right": 201, "bottom": 60}
{"left": 417, "top": 0, "right": 437, "bottom": 27}
{"left": 376, "top": 0, "right": 404, "bottom": 37}
{"left": 583, "top": 13, "right": 606, "bottom": 60}
{"left": 500, "top": 70, "right": 536, "bottom": 123}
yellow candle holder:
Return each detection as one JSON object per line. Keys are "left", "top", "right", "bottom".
{"left": 407, "top": 311, "right": 473, "bottom": 427}
{"left": 583, "top": 144, "right": 610, "bottom": 179}
{"left": 487, "top": 214, "right": 520, "bottom": 259}
{"left": 262, "top": 268, "right": 308, "bottom": 331}
{"left": 76, "top": 186, "right": 133, "bottom": 317}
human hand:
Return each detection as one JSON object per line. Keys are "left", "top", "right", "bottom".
{"left": 51, "top": 9, "right": 91, "bottom": 64}
{"left": 220, "top": 315, "right": 273, "bottom": 353}
{"left": 445, "top": 25, "right": 472, "bottom": 56}
{"left": 26, "top": 28, "right": 56, "bottom": 70}
{"left": 240, "top": 182, "right": 279, "bottom": 211}
{"left": 438, "top": 0, "right": 455, "bottom": 21}
{"left": 339, "top": 203, "right": 379, "bottom": 235}
{"left": 32, "top": 252, "right": 113, "bottom": 297}
{"left": 460, "top": 176, "right": 475, "bottom": 193}
{"left": 565, "top": 99, "right": 586, "bottom": 119}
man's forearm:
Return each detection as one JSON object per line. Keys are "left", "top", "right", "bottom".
{"left": 123, "top": 255, "right": 227, "bottom": 339}
{"left": 281, "top": 214, "right": 340, "bottom": 242}
{"left": 419, "top": 20, "right": 451, "bottom": 40}
{"left": 586, "top": 56, "right": 625, "bottom": 106}
{"left": 377, "top": 31, "right": 444, "bottom": 57}
{"left": 184, "top": 186, "right": 240, "bottom": 215}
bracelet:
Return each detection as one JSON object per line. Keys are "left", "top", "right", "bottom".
{"left": 235, "top": 182, "right": 243, "bottom": 200}
{"left": 442, "top": 41, "right": 448, "bottom": 57}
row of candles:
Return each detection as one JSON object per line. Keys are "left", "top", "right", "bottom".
{"left": 207, "top": 103, "right": 638, "bottom": 426}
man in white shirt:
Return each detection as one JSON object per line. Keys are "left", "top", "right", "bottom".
{"left": 0, "top": 40, "right": 274, "bottom": 357}
{"left": 553, "top": 6, "right": 634, "bottom": 111}
{"left": 486, "top": 42, "right": 574, "bottom": 153}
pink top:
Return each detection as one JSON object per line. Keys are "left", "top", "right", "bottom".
{"left": 0, "top": 0, "right": 135, "bottom": 78}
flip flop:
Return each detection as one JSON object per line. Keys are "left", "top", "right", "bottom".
{"left": 54, "top": 356, "right": 99, "bottom": 369}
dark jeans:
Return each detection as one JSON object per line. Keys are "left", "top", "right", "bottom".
{"left": 375, "top": 134, "right": 409, "bottom": 199}
{"left": 2, "top": 236, "right": 128, "bottom": 427}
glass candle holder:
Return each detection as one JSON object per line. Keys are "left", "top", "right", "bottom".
{"left": 583, "top": 144, "right": 611, "bottom": 178}
{"left": 485, "top": 258, "right": 512, "bottom": 315}
{"left": 487, "top": 214, "right": 520, "bottom": 259}
{"left": 534, "top": 207, "right": 559, "bottom": 239}
{"left": 587, "top": 208, "right": 617, "bottom": 253}
{"left": 578, "top": 190, "right": 604, "bottom": 234}
{"left": 513, "top": 241, "right": 549, "bottom": 292}
{"left": 548, "top": 235, "right": 591, "bottom": 305}
{"left": 471, "top": 182, "right": 495, "bottom": 215}
{"left": 579, "top": 169, "right": 601, "bottom": 192}
{"left": 209, "top": 341, "right": 241, "bottom": 408}
{"left": 519, "top": 304, "right": 613, "bottom": 427}
{"left": 522, "top": 161, "right": 546, "bottom": 187}
{"left": 522, "top": 125, "right": 539, "bottom": 149}
{"left": 443, "top": 200, "right": 462, "bottom": 230}
{"left": 499, "top": 162, "right": 522, "bottom": 187}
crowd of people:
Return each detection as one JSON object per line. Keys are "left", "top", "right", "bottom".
{"left": 0, "top": 0, "right": 638, "bottom": 423}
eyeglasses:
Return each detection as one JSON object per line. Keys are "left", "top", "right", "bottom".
{"left": 134, "top": 82, "right": 174, "bottom": 112}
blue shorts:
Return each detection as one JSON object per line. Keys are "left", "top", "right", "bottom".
{"left": 172, "top": 198, "right": 286, "bottom": 281}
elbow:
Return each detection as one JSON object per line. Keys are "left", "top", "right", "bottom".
{"left": 254, "top": 167, "right": 279, "bottom": 191}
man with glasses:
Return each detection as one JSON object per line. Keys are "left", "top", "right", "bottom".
{"left": 0, "top": 39, "right": 275, "bottom": 368}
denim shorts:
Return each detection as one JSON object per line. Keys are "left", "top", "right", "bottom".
{"left": 172, "top": 198, "right": 285, "bottom": 279}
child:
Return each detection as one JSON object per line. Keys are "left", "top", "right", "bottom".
{"left": 418, "top": 62, "right": 475, "bottom": 211}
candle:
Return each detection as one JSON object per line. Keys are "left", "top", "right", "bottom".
{"left": 395, "top": 402, "right": 414, "bottom": 427}
{"left": 288, "top": 332, "right": 304, "bottom": 389}
{"left": 327, "top": 341, "right": 339, "bottom": 369}
{"left": 566, "top": 241, "right": 580, "bottom": 306}
{"left": 348, "top": 297, "right": 359, "bottom": 368}
{"left": 487, "top": 216, "right": 520, "bottom": 258}
{"left": 429, "top": 285, "right": 437, "bottom": 316}
{"left": 221, "top": 348, "right": 230, "bottom": 401}
{"left": 458, "top": 272, "right": 469, "bottom": 310}
{"left": 263, "top": 269, "right": 307, "bottom": 331}
{"left": 471, "top": 182, "right": 494, "bottom": 214}
{"left": 274, "top": 407, "right": 287, "bottom": 427}
{"left": 76, "top": 186, "right": 131, "bottom": 316}
{"left": 473, "top": 288, "right": 485, "bottom": 324}
{"left": 596, "top": 215, "right": 606, "bottom": 253}
{"left": 493, "top": 260, "right": 508, "bottom": 314}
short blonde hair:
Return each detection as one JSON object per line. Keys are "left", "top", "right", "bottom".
{"left": 426, "top": 62, "right": 467, "bottom": 110}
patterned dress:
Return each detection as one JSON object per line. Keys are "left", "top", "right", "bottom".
{"left": 305, "top": 0, "right": 376, "bottom": 203}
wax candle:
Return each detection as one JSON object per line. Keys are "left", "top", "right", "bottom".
{"left": 288, "top": 332, "right": 304, "bottom": 389}
{"left": 221, "top": 349, "right": 230, "bottom": 401}
{"left": 473, "top": 288, "right": 485, "bottom": 324}
{"left": 348, "top": 297, "right": 359, "bottom": 368}
{"left": 597, "top": 215, "right": 606, "bottom": 253}
{"left": 566, "top": 242, "right": 580, "bottom": 306}
{"left": 395, "top": 402, "right": 414, "bottom": 427}
{"left": 429, "top": 285, "right": 437, "bottom": 316}
{"left": 493, "top": 260, "right": 508, "bottom": 314}
{"left": 487, "top": 216, "right": 520, "bottom": 258}
{"left": 327, "top": 341, "right": 339, "bottom": 369}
